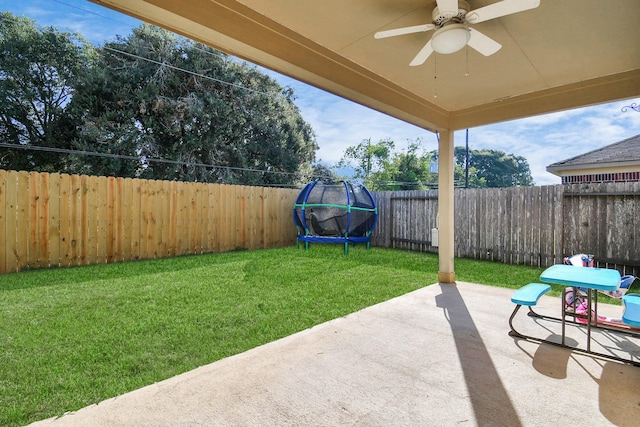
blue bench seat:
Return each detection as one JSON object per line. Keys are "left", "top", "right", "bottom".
{"left": 511, "top": 283, "right": 552, "bottom": 306}
{"left": 509, "top": 283, "right": 552, "bottom": 339}
{"left": 622, "top": 294, "right": 640, "bottom": 328}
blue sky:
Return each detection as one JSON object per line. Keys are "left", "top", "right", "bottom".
{"left": 3, "top": 0, "right": 640, "bottom": 185}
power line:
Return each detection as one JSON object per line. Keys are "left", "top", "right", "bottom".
{"left": 0, "top": 142, "right": 298, "bottom": 177}
{"left": 103, "top": 46, "right": 276, "bottom": 97}
{"left": 0, "top": 142, "right": 340, "bottom": 186}
{"left": 50, "top": 0, "right": 129, "bottom": 28}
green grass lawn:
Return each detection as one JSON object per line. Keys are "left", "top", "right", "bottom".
{"left": 0, "top": 245, "right": 632, "bottom": 426}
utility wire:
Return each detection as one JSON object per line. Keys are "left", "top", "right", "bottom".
{"left": 103, "top": 46, "right": 276, "bottom": 97}
{"left": 0, "top": 142, "right": 299, "bottom": 177}
{"left": 50, "top": 0, "right": 129, "bottom": 28}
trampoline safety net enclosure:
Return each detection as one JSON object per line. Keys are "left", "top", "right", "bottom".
{"left": 293, "top": 180, "right": 378, "bottom": 254}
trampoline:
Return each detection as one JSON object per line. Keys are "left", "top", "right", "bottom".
{"left": 293, "top": 180, "right": 378, "bottom": 254}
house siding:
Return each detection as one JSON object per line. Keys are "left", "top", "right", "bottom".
{"left": 562, "top": 171, "right": 640, "bottom": 184}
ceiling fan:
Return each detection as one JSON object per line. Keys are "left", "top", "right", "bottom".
{"left": 374, "top": 0, "right": 540, "bottom": 66}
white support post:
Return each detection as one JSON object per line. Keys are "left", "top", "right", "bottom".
{"left": 438, "top": 129, "right": 455, "bottom": 283}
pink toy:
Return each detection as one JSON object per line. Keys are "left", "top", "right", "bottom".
{"left": 562, "top": 254, "right": 636, "bottom": 325}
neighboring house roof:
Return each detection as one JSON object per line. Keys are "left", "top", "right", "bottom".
{"left": 547, "top": 133, "right": 640, "bottom": 176}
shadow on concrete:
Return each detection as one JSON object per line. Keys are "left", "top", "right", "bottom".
{"left": 531, "top": 338, "right": 575, "bottom": 379}
{"left": 599, "top": 361, "right": 640, "bottom": 427}
{"left": 435, "top": 283, "right": 522, "bottom": 427}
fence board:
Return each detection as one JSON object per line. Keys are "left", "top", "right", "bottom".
{"left": 0, "top": 171, "right": 7, "bottom": 271}
{"left": 208, "top": 183, "right": 219, "bottom": 252}
{"left": 189, "top": 182, "right": 200, "bottom": 254}
{"left": 139, "top": 179, "right": 150, "bottom": 259}
{"left": 120, "top": 178, "right": 132, "bottom": 262}
{"left": 129, "top": 178, "right": 141, "bottom": 260}
{"left": 39, "top": 173, "right": 50, "bottom": 267}
{"left": 165, "top": 180, "right": 177, "bottom": 257}
{"left": 28, "top": 172, "right": 40, "bottom": 268}
{"left": 48, "top": 173, "right": 61, "bottom": 268}
{"left": 106, "top": 176, "right": 116, "bottom": 263}
{"left": 178, "top": 181, "right": 190, "bottom": 255}
{"left": 58, "top": 174, "right": 71, "bottom": 267}
{"left": 15, "top": 171, "right": 29, "bottom": 271}
{"left": 153, "top": 180, "right": 165, "bottom": 258}
{"left": 478, "top": 189, "right": 488, "bottom": 259}
{"left": 150, "top": 179, "right": 161, "bottom": 258}
{"left": 244, "top": 186, "right": 253, "bottom": 249}
{"left": 96, "top": 176, "right": 108, "bottom": 264}
{"left": 250, "top": 187, "right": 260, "bottom": 249}
{"left": 138, "top": 179, "right": 148, "bottom": 259}
{"left": 0, "top": 170, "right": 6, "bottom": 273}
{"left": 219, "top": 184, "right": 231, "bottom": 252}
{"left": 471, "top": 189, "right": 479, "bottom": 257}
{"left": 84, "top": 175, "right": 97, "bottom": 265}
{"left": 159, "top": 180, "right": 171, "bottom": 258}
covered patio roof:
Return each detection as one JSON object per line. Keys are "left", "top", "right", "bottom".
{"left": 90, "top": 0, "right": 640, "bottom": 132}
{"left": 90, "top": 0, "right": 640, "bottom": 281}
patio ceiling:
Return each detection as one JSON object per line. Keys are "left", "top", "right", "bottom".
{"left": 91, "top": 0, "right": 640, "bottom": 133}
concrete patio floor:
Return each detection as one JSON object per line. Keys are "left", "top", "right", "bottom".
{"left": 31, "top": 281, "right": 640, "bottom": 426}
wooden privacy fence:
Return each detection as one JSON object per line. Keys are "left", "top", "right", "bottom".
{"left": 372, "top": 182, "right": 640, "bottom": 276}
{"left": 0, "top": 170, "right": 299, "bottom": 274}
{"left": 371, "top": 189, "right": 439, "bottom": 253}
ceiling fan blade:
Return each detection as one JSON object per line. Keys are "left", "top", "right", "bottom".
{"left": 409, "top": 39, "right": 434, "bottom": 66}
{"left": 436, "top": 0, "right": 460, "bottom": 15}
{"left": 467, "top": 28, "right": 502, "bottom": 56}
{"left": 465, "top": 0, "right": 540, "bottom": 24}
{"left": 374, "top": 24, "right": 435, "bottom": 39}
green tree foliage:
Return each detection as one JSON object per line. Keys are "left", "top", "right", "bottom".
{"left": 431, "top": 146, "right": 534, "bottom": 187}
{"left": 0, "top": 12, "right": 94, "bottom": 172}
{"left": 337, "top": 138, "right": 394, "bottom": 188}
{"left": 1, "top": 18, "right": 317, "bottom": 185}
{"left": 382, "top": 142, "right": 436, "bottom": 190}
{"left": 69, "top": 24, "right": 317, "bottom": 185}
{"left": 339, "top": 138, "right": 533, "bottom": 190}
{"left": 311, "top": 161, "right": 338, "bottom": 181}
{"left": 338, "top": 138, "right": 437, "bottom": 190}
{"left": 469, "top": 148, "right": 533, "bottom": 187}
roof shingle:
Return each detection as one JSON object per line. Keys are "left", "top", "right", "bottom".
{"left": 547, "top": 133, "right": 640, "bottom": 168}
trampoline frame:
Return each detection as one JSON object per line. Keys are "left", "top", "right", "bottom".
{"left": 293, "top": 180, "right": 378, "bottom": 254}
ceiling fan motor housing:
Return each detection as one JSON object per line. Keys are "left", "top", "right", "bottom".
{"left": 432, "top": 0, "right": 469, "bottom": 26}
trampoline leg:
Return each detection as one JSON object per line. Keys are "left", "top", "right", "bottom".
{"left": 344, "top": 242, "right": 348, "bottom": 255}
{"left": 305, "top": 241, "right": 309, "bottom": 251}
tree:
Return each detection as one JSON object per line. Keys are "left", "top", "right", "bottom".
{"left": 431, "top": 146, "right": 534, "bottom": 188}
{"left": 337, "top": 138, "right": 394, "bottom": 187}
{"left": 0, "top": 12, "right": 94, "bottom": 172}
{"left": 70, "top": 24, "right": 317, "bottom": 185}
{"left": 338, "top": 139, "right": 438, "bottom": 190}
{"left": 382, "top": 142, "right": 436, "bottom": 190}
{"left": 311, "top": 161, "right": 338, "bottom": 181}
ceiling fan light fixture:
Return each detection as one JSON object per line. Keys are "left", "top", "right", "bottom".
{"left": 431, "top": 23, "right": 470, "bottom": 54}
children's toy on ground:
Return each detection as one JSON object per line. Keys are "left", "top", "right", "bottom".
{"left": 563, "top": 253, "right": 636, "bottom": 325}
